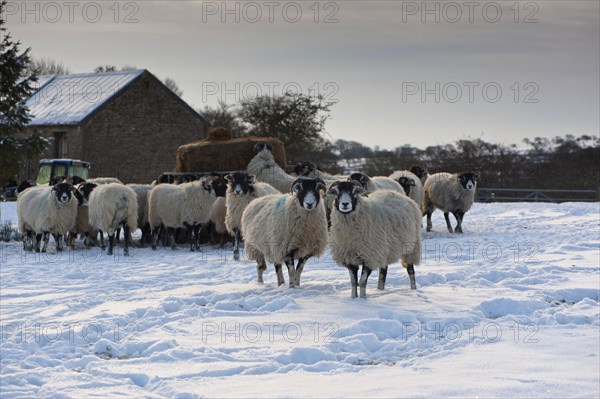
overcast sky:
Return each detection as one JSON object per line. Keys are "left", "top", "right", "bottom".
{"left": 5, "top": 0, "right": 599, "bottom": 149}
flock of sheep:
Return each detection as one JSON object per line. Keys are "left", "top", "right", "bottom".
{"left": 16, "top": 143, "right": 479, "bottom": 298}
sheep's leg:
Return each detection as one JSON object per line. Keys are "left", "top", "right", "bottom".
{"left": 185, "top": 223, "right": 195, "bottom": 251}
{"left": 54, "top": 234, "right": 63, "bottom": 251}
{"left": 346, "top": 264, "right": 359, "bottom": 298}
{"left": 151, "top": 226, "right": 160, "bottom": 250}
{"left": 444, "top": 212, "right": 454, "bottom": 233}
{"left": 232, "top": 229, "right": 241, "bottom": 261}
{"left": 99, "top": 231, "right": 106, "bottom": 250}
{"left": 34, "top": 233, "right": 43, "bottom": 253}
{"left": 123, "top": 223, "right": 131, "bottom": 257}
{"left": 359, "top": 265, "right": 373, "bottom": 299}
{"left": 406, "top": 264, "right": 416, "bottom": 290}
{"left": 294, "top": 255, "right": 311, "bottom": 287}
{"left": 285, "top": 257, "right": 296, "bottom": 289}
{"left": 275, "top": 264, "right": 285, "bottom": 286}
{"left": 42, "top": 232, "right": 50, "bottom": 253}
{"left": 83, "top": 232, "right": 91, "bottom": 248}
{"left": 452, "top": 211, "right": 464, "bottom": 233}
{"left": 256, "top": 258, "right": 267, "bottom": 283}
{"left": 218, "top": 232, "right": 228, "bottom": 249}
{"left": 168, "top": 227, "right": 177, "bottom": 250}
{"left": 115, "top": 228, "right": 121, "bottom": 243}
{"left": 426, "top": 211, "right": 433, "bottom": 232}
{"left": 193, "top": 224, "right": 202, "bottom": 252}
{"left": 377, "top": 266, "right": 388, "bottom": 290}
{"left": 107, "top": 233, "right": 115, "bottom": 256}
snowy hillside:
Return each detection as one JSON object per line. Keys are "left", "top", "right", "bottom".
{"left": 1, "top": 201, "right": 598, "bottom": 398}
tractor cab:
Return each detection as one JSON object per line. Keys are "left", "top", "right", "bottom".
{"left": 36, "top": 159, "right": 91, "bottom": 185}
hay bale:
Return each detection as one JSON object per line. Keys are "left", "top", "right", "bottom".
{"left": 207, "top": 127, "right": 232, "bottom": 141}
{"left": 175, "top": 136, "right": 286, "bottom": 173}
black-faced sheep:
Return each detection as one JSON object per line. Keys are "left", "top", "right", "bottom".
{"left": 148, "top": 176, "right": 220, "bottom": 251}
{"left": 88, "top": 183, "right": 138, "bottom": 256}
{"left": 17, "top": 183, "right": 80, "bottom": 252}
{"left": 348, "top": 172, "right": 405, "bottom": 195}
{"left": 241, "top": 178, "right": 328, "bottom": 288}
{"left": 126, "top": 184, "right": 152, "bottom": 247}
{"left": 409, "top": 165, "right": 429, "bottom": 186}
{"left": 389, "top": 170, "right": 423, "bottom": 207}
{"left": 246, "top": 143, "right": 296, "bottom": 193}
{"left": 224, "top": 171, "right": 279, "bottom": 261}
{"left": 422, "top": 172, "right": 479, "bottom": 234}
{"left": 327, "top": 181, "right": 422, "bottom": 298}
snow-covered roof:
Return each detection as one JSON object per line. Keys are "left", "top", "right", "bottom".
{"left": 25, "top": 70, "right": 145, "bottom": 126}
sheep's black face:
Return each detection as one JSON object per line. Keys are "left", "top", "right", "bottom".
{"left": 397, "top": 177, "right": 416, "bottom": 196}
{"left": 211, "top": 177, "right": 228, "bottom": 197}
{"left": 291, "top": 178, "right": 326, "bottom": 210}
{"left": 254, "top": 142, "right": 274, "bottom": 154}
{"left": 17, "top": 181, "right": 32, "bottom": 194}
{"left": 458, "top": 172, "right": 479, "bottom": 191}
{"left": 49, "top": 175, "right": 67, "bottom": 186}
{"left": 78, "top": 182, "right": 97, "bottom": 201}
{"left": 225, "top": 172, "right": 255, "bottom": 196}
{"left": 52, "top": 182, "right": 74, "bottom": 204}
{"left": 294, "top": 162, "right": 315, "bottom": 177}
{"left": 177, "top": 174, "right": 199, "bottom": 184}
{"left": 157, "top": 174, "right": 175, "bottom": 184}
{"left": 409, "top": 165, "right": 427, "bottom": 180}
{"left": 327, "top": 181, "right": 365, "bottom": 214}
{"left": 348, "top": 173, "right": 369, "bottom": 190}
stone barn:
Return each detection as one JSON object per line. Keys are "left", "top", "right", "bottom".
{"left": 19, "top": 69, "right": 207, "bottom": 183}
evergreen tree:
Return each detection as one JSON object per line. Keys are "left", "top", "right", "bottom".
{"left": 0, "top": 0, "right": 50, "bottom": 184}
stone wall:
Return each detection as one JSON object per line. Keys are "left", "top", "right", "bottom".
{"left": 81, "top": 72, "right": 207, "bottom": 183}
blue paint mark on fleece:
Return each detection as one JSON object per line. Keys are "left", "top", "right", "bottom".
{"left": 275, "top": 196, "right": 286, "bottom": 210}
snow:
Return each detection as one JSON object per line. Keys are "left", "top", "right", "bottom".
{"left": 1, "top": 201, "right": 598, "bottom": 398}
{"left": 25, "top": 70, "right": 145, "bottom": 126}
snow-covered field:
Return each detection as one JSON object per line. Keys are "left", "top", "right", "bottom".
{"left": 1, "top": 201, "right": 598, "bottom": 398}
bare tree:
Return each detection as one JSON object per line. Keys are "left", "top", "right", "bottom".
{"left": 163, "top": 77, "right": 183, "bottom": 97}
{"left": 24, "top": 57, "right": 71, "bottom": 76}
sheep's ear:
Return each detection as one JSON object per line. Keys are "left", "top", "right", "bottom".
{"left": 247, "top": 174, "right": 256, "bottom": 183}
{"left": 291, "top": 178, "right": 304, "bottom": 194}
{"left": 410, "top": 179, "right": 416, "bottom": 186}
{"left": 203, "top": 178, "right": 214, "bottom": 191}
{"left": 327, "top": 182, "right": 340, "bottom": 196}
{"left": 224, "top": 174, "right": 232, "bottom": 182}
{"left": 315, "top": 178, "right": 326, "bottom": 192}
{"left": 354, "top": 186, "right": 366, "bottom": 195}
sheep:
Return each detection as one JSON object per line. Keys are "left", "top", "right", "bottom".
{"left": 422, "top": 172, "right": 479, "bottom": 234}
{"left": 16, "top": 180, "right": 32, "bottom": 196}
{"left": 224, "top": 171, "right": 279, "bottom": 261}
{"left": 209, "top": 196, "right": 230, "bottom": 248}
{"left": 148, "top": 176, "right": 220, "bottom": 251}
{"left": 241, "top": 178, "right": 328, "bottom": 288}
{"left": 294, "top": 161, "right": 346, "bottom": 181}
{"left": 127, "top": 184, "right": 152, "bottom": 247}
{"left": 327, "top": 180, "right": 422, "bottom": 298}
{"left": 17, "top": 182, "right": 80, "bottom": 252}
{"left": 348, "top": 172, "right": 406, "bottom": 195}
{"left": 409, "top": 165, "right": 429, "bottom": 186}
{"left": 88, "top": 183, "right": 138, "bottom": 256}
{"left": 67, "top": 183, "right": 94, "bottom": 248}
{"left": 246, "top": 143, "right": 297, "bottom": 193}
{"left": 49, "top": 175, "right": 86, "bottom": 186}
{"left": 87, "top": 177, "right": 123, "bottom": 185}
{"left": 389, "top": 170, "right": 423, "bottom": 207}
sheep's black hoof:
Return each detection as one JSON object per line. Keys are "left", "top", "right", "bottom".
{"left": 107, "top": 249, "right": 113, "bottom": 256}
{"left": 233, "top": 251, "right": 240, "bottom": 261}
{"left": 151, "top": 245, "right": 157, "bottom": 251}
